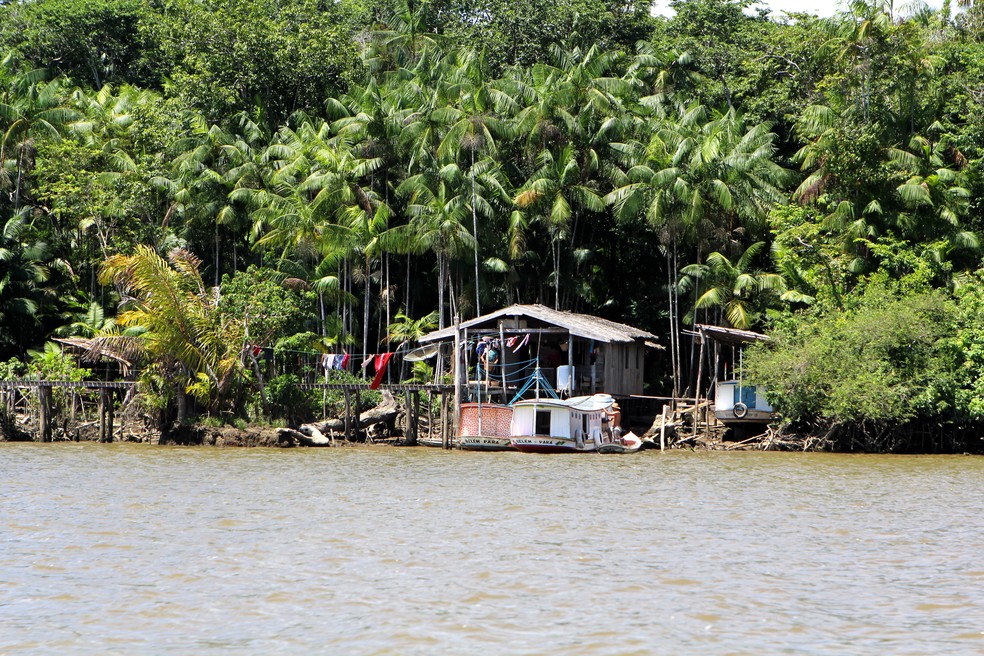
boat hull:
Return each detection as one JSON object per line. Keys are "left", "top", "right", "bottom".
{"left": 596, "top": 432, "right": 643, "bottom": 454}
{"left": 459, "top": 435, "right": 515, "bottom": 451}
{"left": 510, "top": 436, "right": 594, "bottom": 453}
{"left": 417, "top": 436, "right": 456, "bottom": 448}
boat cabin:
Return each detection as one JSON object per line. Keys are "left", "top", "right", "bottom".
{"left": 511, "top": 394, "right": 614, "bottom": 451}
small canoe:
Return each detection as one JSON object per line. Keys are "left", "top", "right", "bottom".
{"left": 596, "top": 431, "right": 643, "bottom": 454}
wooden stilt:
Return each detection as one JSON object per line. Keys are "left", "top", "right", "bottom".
{"left": 106, "top": 389, "right": 114, "bottom": 443}
{"left": 452, "top": 315, "right": 461, "bottom": 441}
{"left": 660, "top": 404, "right": 668, "bottom": 452}
{"left": 98, "top": 389, "right": 107, "bottom": 442}
{"left": 404, "top": 390, "right": 417, "bottom": 446}
{"left": 343, "top": 388, "right": 352, "bottom": 442}
{"left": 412, "top": 391, "right": 420, "bottom": 445}
{"left": 440, "top": 391, "right": 450, "bottom": 448}
{"left": 693, "top": 332, "right": 705, "bottom": 442}
{"left": 356, "top": 389, "right": 365, "bottom": 441}
{"left": 39, "top": 385, "right": 52, "bottom": 443}
{"left": 426, "top": 391, "right": 433, "bottom": 444}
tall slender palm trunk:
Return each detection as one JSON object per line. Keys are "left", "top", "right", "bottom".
{"left": 471, "top": 148, "right": 481, "bottom": 317}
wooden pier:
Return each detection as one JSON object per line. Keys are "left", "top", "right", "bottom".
{"left": 0, "top": 380, "right": 454, "bottom": 446}
{"left": 0, "top": 380, "right": 136, "bottom": 443}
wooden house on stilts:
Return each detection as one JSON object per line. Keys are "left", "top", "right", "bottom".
{"left": 419, "top": 304, "right": 658, "bottom": 405}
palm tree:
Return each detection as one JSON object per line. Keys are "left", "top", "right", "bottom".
{"left": 0, "top": 208, "right": 53, "bottom": 357}
{"left": 382, "top": 172, "right": 475, "bottom": 329}
{"left": 438, "top": 48, "right": 513, "bottom": 316}
{"left": 889, "top": 132, "right": 978, "bottom": 271}
{"left": 0, "top": 56, "right": 79, "bottom": 209}
{"left": 97, "top": 246, "right": 246, "bottom": 415}
{"left": 606, "top": 104, "right": 791, "bottom": 392}
{"left": 514, "top": 144, "right": 604, "bottom": 309}
{"left": 679, "top": 242, "right": 790, "bottom": 330}
{"left": 54, "top": 300, "right": 116, "bottom": 338}
{"left": 366, "top": 0, "right": 450, "bottom": 72}
{"left": 154, "top": 113, "right": 269, "bottom": 285}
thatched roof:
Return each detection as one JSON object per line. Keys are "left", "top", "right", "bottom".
{"left": 419, "top": 304, "right": 657, "bottom": 344}
{"left": 52, "top": 337, "right": 134, "bottom": 375}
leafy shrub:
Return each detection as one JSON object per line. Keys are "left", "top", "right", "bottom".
{"left": 266, "top": 374, "right": 318, "bottom": 425}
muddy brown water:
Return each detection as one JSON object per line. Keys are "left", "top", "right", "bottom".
{"left": 2, "top": 444, "right": 984, "bottom": 654}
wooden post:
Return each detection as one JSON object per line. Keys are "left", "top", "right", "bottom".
{"left": 39, "top": 384, "right": 52, "bottom": 443}
{"left": 452, "top": 315, "right": 462, "bottom": 441}
{"left": 106, "top": 389, "right": 115, "bottom": 443}
{"left": 693, "top": 331, "right": 705, "bottom": 442}
{"left": 499, "top": 322, "right": 508, "bottom": 401}
{"left": 404, "top": 389, "right": 417, "bottom": 445}
{"left": 413, "top": 391, "right": 421, "bottom": 446}
{"left": 440, "top": 390, "right": 450, "bottom": 448}
{"left": 354, "top": 389, "right": 361, "bottom": 441}
{"left": 343, "top": 388, "right": 352, "bottom": 442}
{"left": 659, "top": 404, "right": 668, "bottom": 452}
{"left": 426, "top": 390, "right": 433, "bottom": 444}
{"left": 566, "top": 333, "right": 574, "bottom": 396}
{"left": 98, "top": 389, "right": 107, "bottom": 442}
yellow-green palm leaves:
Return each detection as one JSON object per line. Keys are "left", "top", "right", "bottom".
{"left": 98, "top": 245, "right": 245, "bottom": 411}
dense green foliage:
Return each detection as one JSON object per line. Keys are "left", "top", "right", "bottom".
{"left": 4, "top": 0, "right": 984, "bottom": 445}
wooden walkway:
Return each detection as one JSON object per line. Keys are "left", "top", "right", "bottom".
{"left": 0, "top": 380, "right": 456, "bottom": 445}
{"left": 0, "top": 380, "right": 136, "bottom": 442}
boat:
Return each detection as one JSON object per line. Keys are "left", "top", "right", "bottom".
{"left": 458, "top": 403, "right": 514, "bottom": 451}
{"left": 417, "top": 434, "right": 456, "bottom": 448}
{"left": 509, "top": 394, "right": 615, "bottom": 453}
{"left": 596, "top": 431, "right": 643, "bottom": 454}
{"left": 712, "top": 380, "right": 776, "bottom": 426}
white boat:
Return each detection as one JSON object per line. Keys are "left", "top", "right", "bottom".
{"left": 596, "top": 431, "right": 643, "bottom": 454}
{"left": 713, "top": 380, "right": 775, "bottom": 425}
{"left": 509, "top": 394, "right": 615, "bottom": 453}
{"left": 458, "top": 403, "right": 514, "bottom": 451}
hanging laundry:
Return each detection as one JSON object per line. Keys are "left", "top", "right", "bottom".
{"left": 512, "top": 333, "right": 530, "bottom": 353}
{"left": 362, "top": 356, "right": 375, "bottom": 370}
{"left": 506, "top": 336, "right": 518, "bottom": 348}
{"left": 370, "top": 352, "right": 394, "bottom": 389}
{"left": 333, "top": 354, "right": 345, "bottom": 370}
{"left": 250, "top": 345, "right": 262, "bottom": 358}
{"left": 476, "top": 337, "right": 489, "bottom": 358}
{"left": 339, "top": 354, "right": 350, "bottom": 369}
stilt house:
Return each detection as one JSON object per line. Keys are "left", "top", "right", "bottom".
{"left": 419, "top": 304, "right": 657, "bottom": 401}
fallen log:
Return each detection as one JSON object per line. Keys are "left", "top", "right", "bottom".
{"left": 301, "top": 390, "right": 398, "bottom": 436}
{"left": 299, "top": 424, "right": 333, "bottom": 446}
{"left": 277, "top": 427, "right": 331, "bottom": 447}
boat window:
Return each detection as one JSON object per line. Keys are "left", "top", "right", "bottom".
{"left": 582, "top": 415, "right": 588, "bottom": 433}
{"left": 535, "top": 410, "right": 551, "bottom": 436}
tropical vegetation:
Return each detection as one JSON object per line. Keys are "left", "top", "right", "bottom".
{"left": 3, "top": 0, "right": 984, "bottom": 449}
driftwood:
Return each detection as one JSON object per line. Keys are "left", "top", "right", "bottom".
{"left": 277, "top": 427, "right": 331, "bottom": 447}
{"left": 301, "top": 390, "right": 398, "bottom": 437}
{"left": 298, "top": 424, "right": 333, "bottom": 446}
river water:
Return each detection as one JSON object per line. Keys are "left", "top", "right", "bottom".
{"left": 2, "top": 444, "right": 983, "bottom": 655}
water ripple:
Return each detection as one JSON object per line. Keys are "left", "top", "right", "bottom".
{"left": 1, "top": 445, "right": 983, "bottom": 654}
